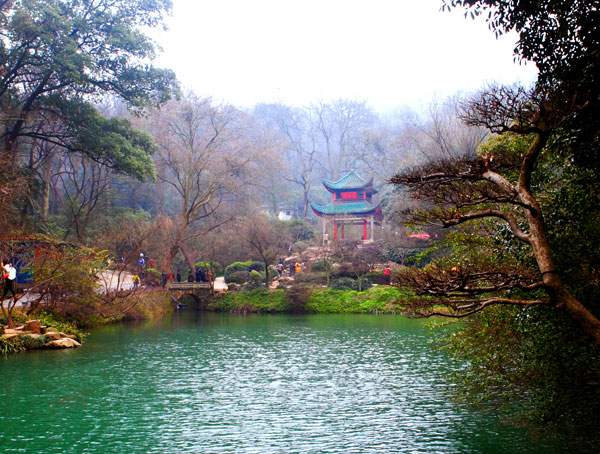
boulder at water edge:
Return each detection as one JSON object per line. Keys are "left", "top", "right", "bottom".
{"left": 48, "top": 338, "right": 81, "bottom": 348}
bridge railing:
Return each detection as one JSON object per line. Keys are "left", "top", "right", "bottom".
{"left": 167, "top": 281, "right": 212, "bottom": 291}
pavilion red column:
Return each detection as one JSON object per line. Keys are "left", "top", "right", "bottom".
{"left": 363, "top": 219, "right": 367, "bottom": 240}
{"left": 334, "top": 222, "right": 338, "bottom": 240}
{"left": 341, "top": 222, "right": 344, "bottom": 240}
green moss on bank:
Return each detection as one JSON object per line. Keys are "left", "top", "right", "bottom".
{"left": 306, "top": 286, "right": 411, "bottom": 313}
{"left": 210, "top": 286, "right": 412, "bottom": 314}
{"left": 210, "top": 289, "right": 291, "bottom": 313}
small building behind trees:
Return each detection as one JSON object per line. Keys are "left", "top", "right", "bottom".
{"left": 310, "top": 170, "right": 383, "bottom": 242}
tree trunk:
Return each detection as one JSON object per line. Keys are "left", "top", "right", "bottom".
{"left": 179, "top": 243, "right": 197, "bottom": 274}
{"left": 1, "top": 300, "right": 14, "bottom": 329}
{"left": 547, "top": 275, "right": 600, "bottom": 344}
{"left": 165, "top": 244, "right": 179, "bottom": 273}
{"left": 526, "top": 196, "right": 600, "bottom": 343}
{"left": 263, "top": 258, "right": 270, "bottom": 288}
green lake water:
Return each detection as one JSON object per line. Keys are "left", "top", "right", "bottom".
{"left": 0, "top": 312, "right": 587, "bottom": 453}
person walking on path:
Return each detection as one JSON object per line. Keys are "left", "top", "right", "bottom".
{"left": 289, "top": 262, "right": 295, "bottom": 277}
{"left": 295, "top": 262, "right": 301, "bottom": 274}
{"left": 176, "top": 269, "right": 182, "bottom": 282}
{"left": 384, "top": 265, "right": 391, "bottom": 284}
{"left": 2, "top": 259, "right": 18, "bottom": 301}
{"left": 132, "top": 274, "right": 140, "bottom": 289}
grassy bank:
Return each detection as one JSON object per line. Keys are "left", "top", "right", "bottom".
{"left": 210, "top": 286, "right": 412, "bottom": 314}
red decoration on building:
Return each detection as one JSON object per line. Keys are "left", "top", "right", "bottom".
{"left": 407, "top": 233, "right": 430, "bottom": 240}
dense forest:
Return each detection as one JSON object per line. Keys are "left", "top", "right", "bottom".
{"left": 1, "top": 0, "right": 599, "bottom": 437}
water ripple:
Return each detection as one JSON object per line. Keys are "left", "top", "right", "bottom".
{"left": 0, "top": 313, "right": 580, "bottom": 453}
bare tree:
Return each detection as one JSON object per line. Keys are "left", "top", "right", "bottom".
{"left": 242, "top": 215, "right": 289, "bottom": 287}
{"left": 312, "top": 99, "right": 376, "bottom": 180}
{"left": 254, "top": 103, "right": 319, "bottom": 218}
{"left": 56, "top": 153, "right": 115, "bottom": 242}
{"left": 147, "top": 95, "right": 277, "bottom": 272}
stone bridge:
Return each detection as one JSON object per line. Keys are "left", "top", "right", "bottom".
{"left": 166, "top": 281, "right": 216, "bottom": 308}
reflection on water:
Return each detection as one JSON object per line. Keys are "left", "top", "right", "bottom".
{"left": 0, "top": 312, "right": 585, "bottom": 453}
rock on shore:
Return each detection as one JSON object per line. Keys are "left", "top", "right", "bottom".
{"left": 1, "top": 320, "right": 81, "bottom": 349}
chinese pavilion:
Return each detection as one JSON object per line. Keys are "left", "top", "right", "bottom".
{"left": 310, "top": 170, "right": 383, "bottom": 242}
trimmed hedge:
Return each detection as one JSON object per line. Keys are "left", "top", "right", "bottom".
{"left": 227, "top": 270, "right": 249, "bottom": 284}
{"left": 248, "top": 261, "right": 265, "bottom": 272}
{"left": 224, "top": 261, "right": 253, "bottom": 283}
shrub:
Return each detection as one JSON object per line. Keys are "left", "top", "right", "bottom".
{"left": 333, "top": 263, "right": 355, "bottom": 278}
{"left": 329, "top": 276, "right": 372, "bottom": 291}
{"left": 37, "top": 311, "right": 85, "bottom": 342}
{"left": 331, "top": 277, "right": 356, "bottom": 290}
{"left": 248, "top": 261, "right": 265, "bottom": 272}
{"left": 224, "top": 260, "right": 253, "bottom": 283}
{"left": 245, "top": 270, "right": 266, "bottom": 289}
{"left": 249, "top": 270, "right": 263, "bottom": 281}
{"left": 0, "top": 311, "right": 27, "bottom": 327}
{"left": 268, "top": 264, "right": 278, "bottom": 277}
{"left": 242, "top": 281, "right": 264, "bottom": 291}
{"left": 281, "top": 218, "right": 315, "bottom": 242}
{"left": 21, "top": 335, "right": 48, "bottom": 350}
{"left": 286, "top": 284, "right": 313, "bottom": 311}
{"left": 293, "top": 272, "right": 329, "bottom": 286}
{"left": 0, "top": 337, "right": 25, "bottom": 356}
{"left": 311, "top": 259, "right": 333, "bottom": 273}
{"left": 366, "top": 271, "right": 388, "bottom": 285}
{"left": 357, "top": 277, "right": 373, "bottom": 291}
{"left": 293, "top": 241, "right": 308, "bottom": 252}
{"left": 227, "top": 270, "right": 249, "bottom": 284}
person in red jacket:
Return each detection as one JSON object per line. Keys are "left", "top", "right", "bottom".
{"left": 384, "top": 265, "right": 391, "bottom": 284}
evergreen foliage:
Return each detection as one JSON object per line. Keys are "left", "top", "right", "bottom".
{"left": 443, "top": 305, "right": 600, "bottom": 434}
{"left": 224, "top": 261, "right": 253, "bottom": 283}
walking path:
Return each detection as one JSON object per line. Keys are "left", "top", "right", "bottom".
{"left": 4, "top": 272, "right": 229, "bottom": 310}
{"left": 97, "top": 270, "right": 135, "bottom": 291}
{"left": 213, "top": 276, "right": 228, "bottom": 291}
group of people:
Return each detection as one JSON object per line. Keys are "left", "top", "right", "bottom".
{"left": 276, "top": 257, "right": 301, "bottom": 278}
{"left": 174, "top": 267, "right": 212, "bottom": 283}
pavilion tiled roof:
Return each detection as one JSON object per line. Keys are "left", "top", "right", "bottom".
{"left": 311, "top": 200, "right": 383, "bottom": 218}
{"left": 322, "top": 170, "right": 374, "bottom": 192}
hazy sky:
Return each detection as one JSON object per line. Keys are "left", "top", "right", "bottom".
{"left": 152, "top": 0, "right": 537, "bottom": 113}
